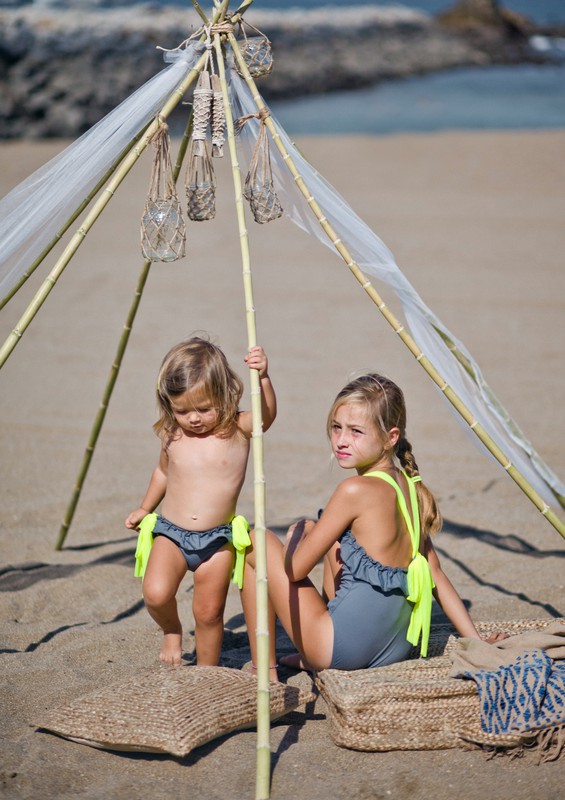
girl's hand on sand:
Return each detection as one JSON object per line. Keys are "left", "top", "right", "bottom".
{"left": 483, "top": 631, "right": 510, "bottom": 644}
{"left": 244, "top": 345, "right": 268, "bottom": 378}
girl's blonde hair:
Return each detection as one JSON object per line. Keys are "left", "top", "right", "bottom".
{"left": 154, "top": 337, "right": 243, "bottom": 438}
{"left": 327, "top": 373, "right": 442, "bottom": 536}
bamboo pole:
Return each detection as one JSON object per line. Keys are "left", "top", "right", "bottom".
{"left": 214, "top": 31, "right": 271, "bottom": 800}
{"left": 228, "top": 33, "right": 565, "bottom": 540}
{"left": 0, "top": 51, "right": 208, "bottom": 371}
{"left": 0, "top": 130, "right": 148, "bottom": 313}
{"left": 55, "top": 117, "right": 194, "bottom": 551}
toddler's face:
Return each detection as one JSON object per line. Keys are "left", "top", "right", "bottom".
{"left": 169, "top": 389, "right": 219, "bottom": 435}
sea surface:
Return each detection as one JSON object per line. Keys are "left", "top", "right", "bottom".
{"left": 262, "top": 0, "right": 565, "bottom": 135}
{"left": 269, "top": 62, "right": 565, "bottom": 136}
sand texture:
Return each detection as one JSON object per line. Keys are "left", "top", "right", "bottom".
{"left": 1, "top": 130, "right": 564, "bottom": 798}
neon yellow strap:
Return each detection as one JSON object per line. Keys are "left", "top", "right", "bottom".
{"left": 231, "top": 515, "right": 251, "bottom": 590}
{"left": 364, "top": 470, "right": 435, "bottom": 657}
{"left": 134, "top": 512, "right": 158, "bottom": 578}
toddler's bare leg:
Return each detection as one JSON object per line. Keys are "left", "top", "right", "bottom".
{"left": 142, "top": 536, "right": 188, "bottom": 666}
{"left": 192, "top": 545, "right": 234, "bottom": 665}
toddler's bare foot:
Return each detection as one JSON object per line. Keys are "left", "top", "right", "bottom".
{"left": 160, "top": 631, "right": 183, "bottom": 666}
{"left": 279, "top": 652, "right": 313, "bottom": 672}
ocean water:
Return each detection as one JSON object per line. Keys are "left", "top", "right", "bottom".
{"left": 269, "top": 63, "right": 565, "bottom": 136}
{"left": 257, "top": 1, "right": 565, "bottom": 135}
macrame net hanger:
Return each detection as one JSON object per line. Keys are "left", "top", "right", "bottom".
{"left": 234, "top": 18, "right": 273, "bottom": 79}
{"left": 141, "top": 117, "right": 186, "bottom": 262}
{"left": 237, "top": 107, "right": 282, "bottom": 224}
{"left": 184, "top": 27, "right": 219, "bottom": 221}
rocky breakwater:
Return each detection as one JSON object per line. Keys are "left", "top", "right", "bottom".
{"left": 0, "top": 3, "right": 544, "bottom": 139}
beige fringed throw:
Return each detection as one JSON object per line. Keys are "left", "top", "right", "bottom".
{"left": 450, "top": 620, "right": 565, "bottom": 761}
{"left": 140, "top": 121, "right": 186, "bottom": 262}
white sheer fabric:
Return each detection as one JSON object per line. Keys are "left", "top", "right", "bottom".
{"left": 0, "top": 43, "right": 201, "bottom": 302}
{"left": 0, "top": 41, "right": 562, "bottom": 512}
{"left": 227, "top": 67, "right": 565, "bottom": 512}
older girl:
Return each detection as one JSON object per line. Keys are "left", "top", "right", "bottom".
{"left": 241, "top": 373, "right": 503, "bottom": 672}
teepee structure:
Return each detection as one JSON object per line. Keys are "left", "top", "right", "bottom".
{"left": 0, "top": 1, "right": 564, "bottom": 796}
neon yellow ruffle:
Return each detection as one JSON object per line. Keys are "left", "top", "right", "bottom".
{"left": 231, "top": 514, "right": 251, "bottom": 590}
{"left": 134, "top": 512, "right": 157, "bottom": 579}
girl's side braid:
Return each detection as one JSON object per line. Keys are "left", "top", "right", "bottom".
{"left": 397, "top": 436, "right": 442, "bottom": 536}
{"left": 396, "top": 436, "right": 419, "bottom": 479}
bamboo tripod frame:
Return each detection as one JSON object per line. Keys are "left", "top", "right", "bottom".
{"left": 227, "top": 32, "right": 565, "bottom": 541}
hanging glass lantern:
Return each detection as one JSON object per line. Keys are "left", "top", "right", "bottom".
{"left": 141, "top": 198, "right": 186, "bottom": 262}
{"left": 140, "top": 122, "right": 186, "bottom": 263}
{"left": 243, "top": 118, "right": 283, "bottom": 224}
{"left": 235, "top": 33, "right": 273, "bottom": 78}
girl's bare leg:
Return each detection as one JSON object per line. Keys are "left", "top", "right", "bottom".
{"left": 142, "top": 536, "right": 188, "bottom": 666}
{"left": 240, "top": 563, "right": 279, "bottom": 681}
{"left": 244, "top": 529, "right": 334, "bottom": 671}
{"left": 192, "top": 544, "right": 234, "bottom": 665}
{"left": 280, "top": 543, "right": 342, "bottom": 671}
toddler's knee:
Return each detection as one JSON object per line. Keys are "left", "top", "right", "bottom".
{"left": 142, "top": 578, "right": 175, "bottom": 610}
{"left": 193, "top": 600, "right": 225, "bottom": 628}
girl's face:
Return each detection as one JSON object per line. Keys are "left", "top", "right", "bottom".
{"left": 330, "top": 401, "right": 397, "bottom": 474}
{"left": 169, "top": 389, "right": 219, "bottom": 435}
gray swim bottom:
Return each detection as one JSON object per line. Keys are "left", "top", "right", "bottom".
{"left": 153, "top": 515, "right": 232, "bottom": 571}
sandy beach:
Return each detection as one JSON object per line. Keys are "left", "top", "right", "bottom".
{"left": 1, "top": 129, "right": 564, "bottom": 799}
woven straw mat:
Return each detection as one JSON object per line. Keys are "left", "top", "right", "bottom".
{"left": 38, "top": 665, "right": 315, "bottom": 757}
{"left": 315, "top": 619, "right": 561, "bottom": 752}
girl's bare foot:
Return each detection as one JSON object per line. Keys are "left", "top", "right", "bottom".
{"left": 250, "top": 663, "right": 280, "bottom": 683}
{"left": 279, "top": 652, "right": 314, "bottom": 672}
{"left": 160, "top": 631, "right": 183, "bottom": 666}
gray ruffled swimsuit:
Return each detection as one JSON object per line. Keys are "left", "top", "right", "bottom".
{"left": 327, "top": 529, "right": 413, "bottom": 669}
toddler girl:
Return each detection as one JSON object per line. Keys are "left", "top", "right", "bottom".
{"left": 126, "top": 336, "right": 277, "bottom": 666}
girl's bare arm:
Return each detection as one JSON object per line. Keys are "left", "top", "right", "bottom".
{"left": 425, "top": 539, "right": 507, "bottom": 642}
{"left": 283, "top": 479, "right": 361, "bottom": 581}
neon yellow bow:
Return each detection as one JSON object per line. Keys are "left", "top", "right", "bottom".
{"left": 364, "top": 469, "right": 435, "bottom": 657}
{"left": 231, "top": 515, "right": 251, "bottom": 590}
{"left": 134, "top": 513, "right": 157, "bottom": 578}
{"left": 406, "top": 552, "right": 434, "bottom": 658}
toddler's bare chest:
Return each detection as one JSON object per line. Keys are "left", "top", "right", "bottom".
{"left": 167, "top": 435, "right": 249, "bottom": 475}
